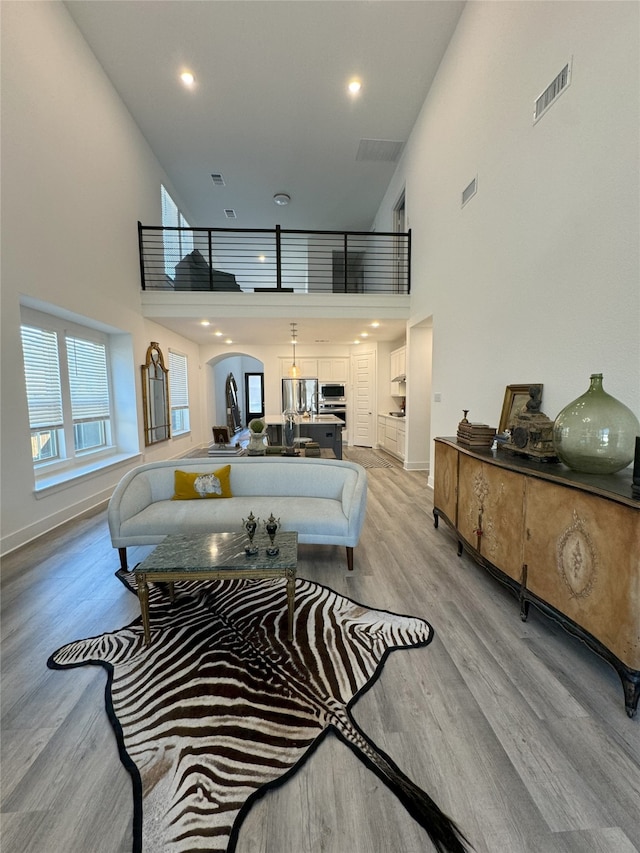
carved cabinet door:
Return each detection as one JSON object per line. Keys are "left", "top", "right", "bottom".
{"left": 457, "top": 454, "right": 526, "bottom": 582}
{"left": 523, "top": 478, "right": 640, "bottom": 671}
{"left": 433, "top": 440, "right": 459, "bottom": 526}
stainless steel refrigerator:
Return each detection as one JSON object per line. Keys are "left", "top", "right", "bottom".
{"left": 281, "top": 378, "right": 319, "bottom": 415}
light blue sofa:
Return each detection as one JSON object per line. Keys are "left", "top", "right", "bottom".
{"left": 108, "top": 456, "right": 367, "bottom": 572}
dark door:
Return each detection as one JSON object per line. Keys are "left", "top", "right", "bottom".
{"left": 245, "top": 372, "right": 264, "bottom": 422}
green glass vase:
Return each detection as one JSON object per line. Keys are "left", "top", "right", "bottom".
{"left": 553, "top": 374, "right": 640, "bottom": 474}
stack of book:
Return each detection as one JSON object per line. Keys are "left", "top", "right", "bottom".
{"left": 208, "top": 443, "right": 245, "bottom": 456}
{"left": 304, "top": 441, "right": 321, "bottom": 457}
{"left": 456, "top": 422, "right": 496, "bottom": 449}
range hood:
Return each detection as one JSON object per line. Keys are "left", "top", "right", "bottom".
{"left": 392, "top": 373, "right": 406, "bottom": 383}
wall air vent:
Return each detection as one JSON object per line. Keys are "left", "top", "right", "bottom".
{"left": 461, "top": 176, "right": 477, "bottom": 208}
{"left": 211, "top": 173, "right": 226, "bottom": 186}
{"left": 356, "top": 138, "right": 405, "bottom": 162}
{"left": 224, "top": 209, "right": 237, "bottom": 219}
{"left": 534, "top": 59, "right": 572, "bottom": 124}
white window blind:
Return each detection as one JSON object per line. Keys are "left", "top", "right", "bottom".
{"left": 169, "top": 350, "right": 190, "bottom": 433}
{"left": 21, "top": 325, "right": 64, "bottom": 429}
{"left": 66, "top": 336, "right": 110, "bottom": 423}
{"left": 168, "top": 351, "right": 189, "bottom": 408}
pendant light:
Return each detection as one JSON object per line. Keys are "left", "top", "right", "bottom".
{"left": 289, "top": 323, "right": 300, "bottom": 378}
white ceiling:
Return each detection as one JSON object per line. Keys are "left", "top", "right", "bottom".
{"left": 147, "top": 314, "right": 409, "bottom": 348}
{"left": 64, "top": 0, "right": 465, "bottom": 346}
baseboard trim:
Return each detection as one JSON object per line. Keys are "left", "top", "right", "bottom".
{"left": 0, "top": 494, "right": 110, "bottom": 558}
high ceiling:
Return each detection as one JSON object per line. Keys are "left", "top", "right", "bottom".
{"left": 64, "top": 0, "right": 465, "bottom": 345}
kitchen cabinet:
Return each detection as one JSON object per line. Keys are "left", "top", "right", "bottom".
{"left": 318, "top": 357, "right": 349, "bottom": 382}
{"left": 279, "top": 356, "right": 348, "bottom": 381}
{"left": 384, "top": 420, "right": 398, "bottom": 456}
{"left": 433, "top": 437, "right": 640, "bottom": 718}
{"left": 397, "top": 420, "right": 406, "bottom": 461}
{"left": 299, "top": 421, "right": 343, "bottom": 458}
{"left": 390, "top": 345, "right": 406, "bottom": 394}
{"left": 377, "top": 414, "right": 405, "bottom": 461}
{"left": 279, "top": 357, "right": 318, "bottom": 378}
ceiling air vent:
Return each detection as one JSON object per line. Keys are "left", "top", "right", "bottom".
{"left": 356, "top": 138, "right": 405, "bottom": 162}
{"left": 224, "top": 208, "right": 237, "bottom": 219}
{"left": 534, "top": 59, "right": 572, "bottom": 124}
{"left": 211, "top": 173, "right": 226, "bottom": 186}
{"left": 461, "top": 176, "right": 477, "bottom": 208}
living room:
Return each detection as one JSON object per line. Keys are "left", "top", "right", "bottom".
{"left": 2, "top": 1, "right": 638, "bottom": 556}
{"left": 1, "top": 2, "right": 639, "bottom": 851}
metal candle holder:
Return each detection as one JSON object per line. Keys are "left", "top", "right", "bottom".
{"left": 242, "top": 512, "right": 259, "bottom": 555}
{"left": 264, "top": 513, "right": 281, "bottom": 556}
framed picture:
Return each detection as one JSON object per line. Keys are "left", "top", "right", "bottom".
{"left": 499, "top": 384, "right": 543, "bottom": 433}
{"left": 212, "top": 425, "right": 230, "bottom": 445}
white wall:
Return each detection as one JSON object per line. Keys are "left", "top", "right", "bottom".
{"left": 0, "top": 2, "right": 206, "bottom": 554}
{"left": 374, "top": 0, "right": 640, "bottom": 481}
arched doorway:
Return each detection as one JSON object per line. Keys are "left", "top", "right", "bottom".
{"left": 207, "top": 353, "right": 264, "bottom": 433}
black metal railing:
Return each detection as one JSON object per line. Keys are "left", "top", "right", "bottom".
{"left": 138, "top": 223, "right": 410, "bottom": 295}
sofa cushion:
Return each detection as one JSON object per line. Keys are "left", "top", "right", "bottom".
{"left": 172, "top": 466, "right": 232, "bottom": 500}
{"left": 119, "top": 496, "right": 349, "bottom": 543}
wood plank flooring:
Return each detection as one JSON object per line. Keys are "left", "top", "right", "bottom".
{"left": 2, "top": 451, "right": 639, "bottom": 852}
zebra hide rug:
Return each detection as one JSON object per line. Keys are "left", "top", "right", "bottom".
{"left": 48, "top": 576, "right": 469, "bottom": 853}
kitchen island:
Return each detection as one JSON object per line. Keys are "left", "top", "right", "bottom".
{"left": 264, "top": 414, "right": 344, "bottom": 459}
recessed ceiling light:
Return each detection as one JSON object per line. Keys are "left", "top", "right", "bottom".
{"left": 273, "top": 193, "right": 291, "bottom": 206}
{"left": 353, "top": 339, "right": 361, "bottom": 345}
{"left": 360, "top": 332, "right": 369, "bottom": 337}
{"left": 348, "top": 79, "right": 362, "bottom": 95}
{"left": 214, "top": 331, "right": 223, "bottom": 337}
{"left": 200, "top": 320, "right": 210, "bottom": 326}
{"left": 371, "top": 321, "right": 380, "bottom": 328}
{"left": 225, "top": 339, "right": 233, "bottom": 345}
{"left": 180, "top": 71, "right": 195, "bottom": 87}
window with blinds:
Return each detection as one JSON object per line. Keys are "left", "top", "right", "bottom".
{"left": 20, "top": 325, "right": 64, "bottom": 462}
{"left": 168, "top": 350, "right": 190, "bottom": 434}
{"left": 66, "top": 335, "right": 112, "bottom": 452}
{"left": 162, "top": 185, "right": 193, "bottom": 279}
{"left": 20, "top": 316, "right": 113, "bottom": 467}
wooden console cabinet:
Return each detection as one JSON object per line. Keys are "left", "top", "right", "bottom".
{"left": 433, "top": 437, "right": 640, "bottom": 718}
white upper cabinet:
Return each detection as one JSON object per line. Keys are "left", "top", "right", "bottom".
{"left": 318, "top": 357, "right": 349, "bottom": 382}
{"left": 279, "top": 357, "right": 318, "bottom": 378}
{"left": 390, "top": 345, "right": 406, "bottom": 394}
{"left": 390, "top": 346, "right": 406, "bottom": 381}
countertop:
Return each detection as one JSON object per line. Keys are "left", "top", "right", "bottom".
{"left": 379, "top": 412, "right": 405, "bottom": 419}
{"left": 264, "top": 414, "right": 344, "bottom": 425}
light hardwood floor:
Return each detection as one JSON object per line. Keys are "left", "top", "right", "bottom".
{"left": 2, "top": 452, "right": 639, "bottom": 853}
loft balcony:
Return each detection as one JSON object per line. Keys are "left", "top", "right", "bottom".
{"left": 138, "top": 223, "right": 411, "bottom": 296}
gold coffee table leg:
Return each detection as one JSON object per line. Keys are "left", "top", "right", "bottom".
{"left": 286, "top": 568, "right": 296, "bottom": 641}
{"left": 137, "top": 574, "right": 151, "bottom": 645}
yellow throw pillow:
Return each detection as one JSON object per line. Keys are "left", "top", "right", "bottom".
{"left": 172, "top": 466, "right": 232, "bottom": 500}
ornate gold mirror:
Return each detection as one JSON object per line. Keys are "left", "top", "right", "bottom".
{"left": 141, "top": 342, "right": 170, "bottom": 446}
{"left": 225, "top": 373, "right": 242, "bottom": 435}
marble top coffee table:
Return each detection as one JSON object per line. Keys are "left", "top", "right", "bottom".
{"left": 134, "top": 531, "right": 298, "bottom": 645}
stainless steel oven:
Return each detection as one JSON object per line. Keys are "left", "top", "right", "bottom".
{"left": 319, "top": 402, "right": 347, "bottom": 429}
